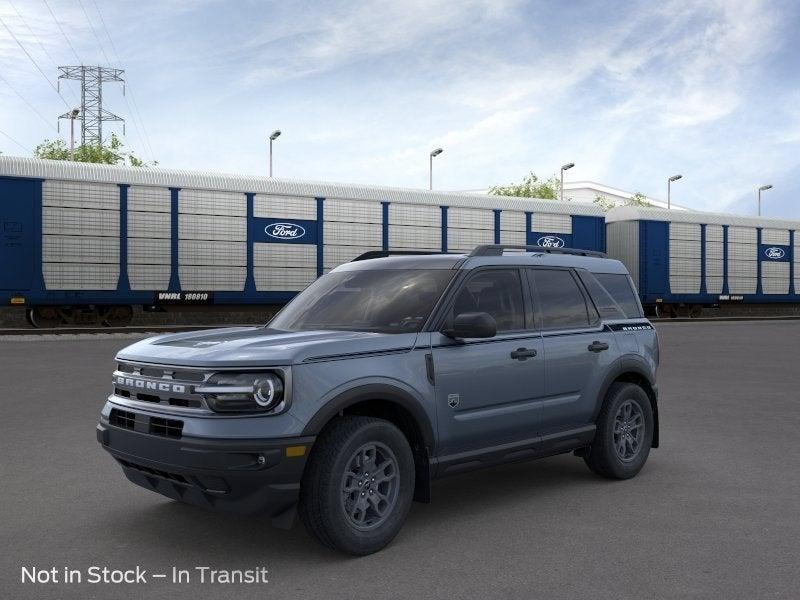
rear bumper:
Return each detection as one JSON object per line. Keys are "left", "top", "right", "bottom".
{"left": 96, "top": 421, "right": 314, "bottom": 526}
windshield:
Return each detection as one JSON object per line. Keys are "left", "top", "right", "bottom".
{"left": 269, "top": 269, "right": 455, "bottom": 334}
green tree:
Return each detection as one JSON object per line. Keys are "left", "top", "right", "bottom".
{"left": 33, "top": 133, "right": 155, "bottom": 166}
{"left": 489, "top": 172, "right": 561, "bottom": 200}
{"left": 593, "top": 190, "right": 653, "bottom": 212}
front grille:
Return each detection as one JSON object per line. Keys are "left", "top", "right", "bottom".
{"left": 113, "top": 362, "right": 211, "bottom": 412}
{"left": 149, "top": 417, "right": 183, "bottom": 439}
{"left": 117, "top": 458, "right": 188, "bottom": 483}
{"left": 109, "top": 408, "right": 135, "bottom": 430}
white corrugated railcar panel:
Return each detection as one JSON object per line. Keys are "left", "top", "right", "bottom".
{"left": 42, "top": 206, "right": 119, "bottom": 237}
{"left": 128, "top": 186, "right": 170, "bottom": 213}
{"left": 532, "top": 213, "right": 571, "bottom": 234}
{"left": 179, "top": 240, "right": 246, "bottom": 266}
{"left": 42, "top": 179, "right": 119, "bottom": 211}
{"left": 179, "top": 214, "right": 246, "bottom": 241}
{"left": 448, "top": 207, "right": 493, "bottom": 230}
{"left": 761, "top": 229, "right": 790, "bottom": 245}
{"left": 447, "top": 227, "right": 494, "bottom": 252}
{"left": 388, "top": 225, "right": 440, "bottom": 250}
{"left": 500, "top": 229, "right": 526, "bottom": 245}
{"left": 728, "top": 226, "right": 757, "bottom": 244}
{"left": 705, "top": 240, "right": 724, "bottom": 259}
{"left": 605, "top": 221, "right": 639, "bottom": 288}
{"left": 254, "top": 195, "right": 317, "bottom": 220}
{"left": 728, "top": 261, "right": 757, "bottom": 277}
{"left": 324, "top": 245, "right": 381, "bottom": 269}
{"left": 669, "top": 222, "right": 701, "bottom": 241}
{"left": 128, "top": 238, "right": 170, "bottom": 264}
{"left": 669, "top": 257, "right": 701, "bottom": 276}
{"left": 388, "top": 203, "right": 440, "bottom": 227}
{"left": 179, "top": 188, "right": 246, "bottom": 217}
{"left": 727, "top": 244, "right": 757, "bottom": 260}
{"left": 706, "top": 225, "right": 724, "bottom": 242}
{"left": 129, "top": 265, "right": 171, "bottom": 290}
{"left": 501, "top": 210, "right": 526, "bottom": 232}
{"left": 43, "top": 263, "right": 119, "bottom": 290}
{"left": 325, "top": 221, "right": 381, "bottom": 246}
{"left": 255, "top": 267, "right": 317, "bottom": 291}
{"left": 728, "top": 277, "right": 757, "bottom": 294}
{"left": 42, "top": 235, "right": 119, "bottom": 264}
{"left": 761, "top": 262, "right": 789, "bottom": 294}
{"left": 668, "top": 238, "right": 701, "bottom": 259}
{"left": 669, "top": 275, "right": 700, "bottom": 294}
{"left": 254, "top": 243, "right": 316, "bottom": 268}
{"left": 706, "top": 276, "right": 723, "bottom": 294}
{"left": 128, "top": 211, "right": 170, "bottom": 239}
{"left": 179, "top": 266, "right": 246, "bottom": 290}
{"left": 324, "top": 198, "right": 382, "bottom": 224}
{"left": 705, "top": 258, "right": 723, "bottom": 279}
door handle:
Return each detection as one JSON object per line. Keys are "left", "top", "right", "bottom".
{"left": 510, "top": 347, "right": 537, "bottom": 361}
{"left": 588, "top": 341, "right": 609, "bottom": 353}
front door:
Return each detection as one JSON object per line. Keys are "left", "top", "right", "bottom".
{"left": 431, "top": 268, "right": 544, "bottom": 455}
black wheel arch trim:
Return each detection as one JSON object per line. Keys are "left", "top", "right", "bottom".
{"left": 594, "top": 356, "right": 659, "bottom": 448}
{"left": 301, "top": 383, "right": 436, "bottom": 451}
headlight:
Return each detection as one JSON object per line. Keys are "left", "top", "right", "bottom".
{"left": 197, "top": 372, "right": 285, "bottom": 413}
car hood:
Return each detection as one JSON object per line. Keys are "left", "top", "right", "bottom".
{"left": 115, "top": 326, "right": 420, "bottom": 368}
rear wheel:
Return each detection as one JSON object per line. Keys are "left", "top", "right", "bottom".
{"left": 584, "top": 382, "right": 653, "bottom": 479}
{"left": 298, "top": 416, "right": 415, "bottom": 555}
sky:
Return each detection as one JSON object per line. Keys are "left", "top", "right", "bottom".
{"left": 1, "top": 0, "right": 799, "bottom": 218}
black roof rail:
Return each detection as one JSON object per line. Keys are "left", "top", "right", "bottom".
{"left": 350, "top": 250, "right": 447, "bottom": 262}
{"left": 469, "top": 244, "right": 607, "bottom": 258}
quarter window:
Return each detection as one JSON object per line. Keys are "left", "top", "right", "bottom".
{"left": 449, "top": 269, "right": 526, "bottom": 332}
{"left": 530, "top": 269, "right": 591, "bottom": 329}
{"left": 594, "top": 273, "right": 644, "bottom": 319}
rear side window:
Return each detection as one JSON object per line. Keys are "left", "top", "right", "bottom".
{"left": 530, "top": 269, "right": 592, "bottom": 330}
{"left": 593, "top": 273, "right": 643, "bottom": 319}
{"left": 577, "top": 271, "right": 626, "bottom": 320}
{"left": 449, "top": 269, "right": 526, "bottom": 332}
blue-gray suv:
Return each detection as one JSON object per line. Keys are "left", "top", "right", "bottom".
{"left": 97, "top": 245, "right": 660, "bottom": 555}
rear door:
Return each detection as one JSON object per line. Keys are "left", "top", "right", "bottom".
{"left": 0, "top": 177, "right": 36, "bottom": 290}
{"left": 431, "top": 267, "right": 544, "bottom": 455}
{"left": 527, "top": 268, "right": 617, "bottom": 435}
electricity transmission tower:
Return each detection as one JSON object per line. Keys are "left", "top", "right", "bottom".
{"left": 57, "top": 66, "right": 125, "bottom": 146}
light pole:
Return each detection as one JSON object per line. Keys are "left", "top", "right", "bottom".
{"left": 269, "top": 130, "right": 281, "bottom": 177}
{"left": 560, "top": 162, "right": 574, "bottom": 201}
{"left": 758, "top": 184, "right": 773, "bottom": 216}
{"left": 667, "top": 174, "right": 682, "bottom": 209}
{"left": 68, "top": 108, "right": 80, "bottom": 160}
{"left": 429, "top": 148, "right": 443, "bottom": 190}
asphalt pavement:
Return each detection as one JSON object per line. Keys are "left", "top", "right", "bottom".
{"left": 1, "top": 321, "right": 799, "bottom": 600}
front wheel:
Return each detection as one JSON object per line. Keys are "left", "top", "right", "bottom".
{"left": 584, "top": 383, "right": 654, "bottom": 479}
{"left": 298, "top": 416, "right": 415, "bottom": 555}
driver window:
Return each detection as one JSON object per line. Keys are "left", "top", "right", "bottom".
{"left": 449, "top": 269, "right": 525, "bottom": 332}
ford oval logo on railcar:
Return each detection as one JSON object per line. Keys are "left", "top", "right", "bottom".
{"left": 536, "top": 235, "right": 566, "bottom": 248}
{"left": 265, "top": 222, "right": 306, "bottom": 240}
{"left": 765, "top": 247, "right": 786, "bottom": 260}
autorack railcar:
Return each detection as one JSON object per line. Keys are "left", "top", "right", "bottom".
{"left": 606, "top": 206, "right": 800, "bottom": 317}
{"left": 0, "top": 157, "right": 606, "bottom": 326}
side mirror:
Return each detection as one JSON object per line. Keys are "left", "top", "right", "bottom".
{"left": 443, "top": 312, "right": 497, "bottom": 339}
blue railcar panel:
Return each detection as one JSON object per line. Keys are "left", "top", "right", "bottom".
{"left": 571, "top": 215, "right": 605, "bottom": 252}
{"left": 253, "top": 217, "right": 318, "bottom": 244}
{"left": 639, "top": 220, "right": 670, "bottom": 300}
{"left": 0, "top": 177, "right": 38, "bottom": 291}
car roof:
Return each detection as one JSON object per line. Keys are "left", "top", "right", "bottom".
{"left": 333, "top": 250, "right": 630, "bottom": 275}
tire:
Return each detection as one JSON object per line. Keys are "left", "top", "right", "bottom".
{"left": 298, "top": 416, "right": 415, "bottom": 555}
{"left": 584, "top": 383, "right": 654, "bottom": 479}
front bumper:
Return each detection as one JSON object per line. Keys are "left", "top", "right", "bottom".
{"left": 97, "top": 419, "right": 314, "bottom": 527}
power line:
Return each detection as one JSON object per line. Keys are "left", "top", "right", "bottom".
{"left": 7, "top": 0, "right": 81, "bottom": 106}
{"left": 89, "top": 0, "right": 156, "bottom": 161}
{"left": 0, "top": 14, "right": 70, "bottom": 108}
{"left": 0, "top": 72, "right": 59, "bottom": 132}
{"left": 76, "top": 0, "right": 112, "bottom": 65}
{"left": 43, "top": 0, "right": 83, "bottom": 65}
{"left": 0, "top": 128, "right": 32, "bottom": 153}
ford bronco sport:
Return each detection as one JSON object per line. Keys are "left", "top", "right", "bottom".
{"left": 97, "top": 245, "right": 659, "bottom": 555}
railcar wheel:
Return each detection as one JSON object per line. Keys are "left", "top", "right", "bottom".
{"left": 102, "top": 305, "right": 133, "bottom": 327}
{"left": 689, "top": 304, "right": 702, "bottom": 318}
{"left": 28, "top": 307, "right": 62, "bottom": 328}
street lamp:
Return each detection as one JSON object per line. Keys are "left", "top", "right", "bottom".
{"left": 560, "top": 162, "right": 574, "bottom": 202}
{"left": 429, "top": 148, "right": 443, "bottom": 190}
{"left": 68, "top": 108, "right": 80, "bottom": 161}
{"left": 758, "top": 184, "right": 773, "bottom": 216}
{"left": 667, "top": 174, "right": 682, "bottom": 209}
{"left": 269, "top": 130, "right": 281, "bottom": 177}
